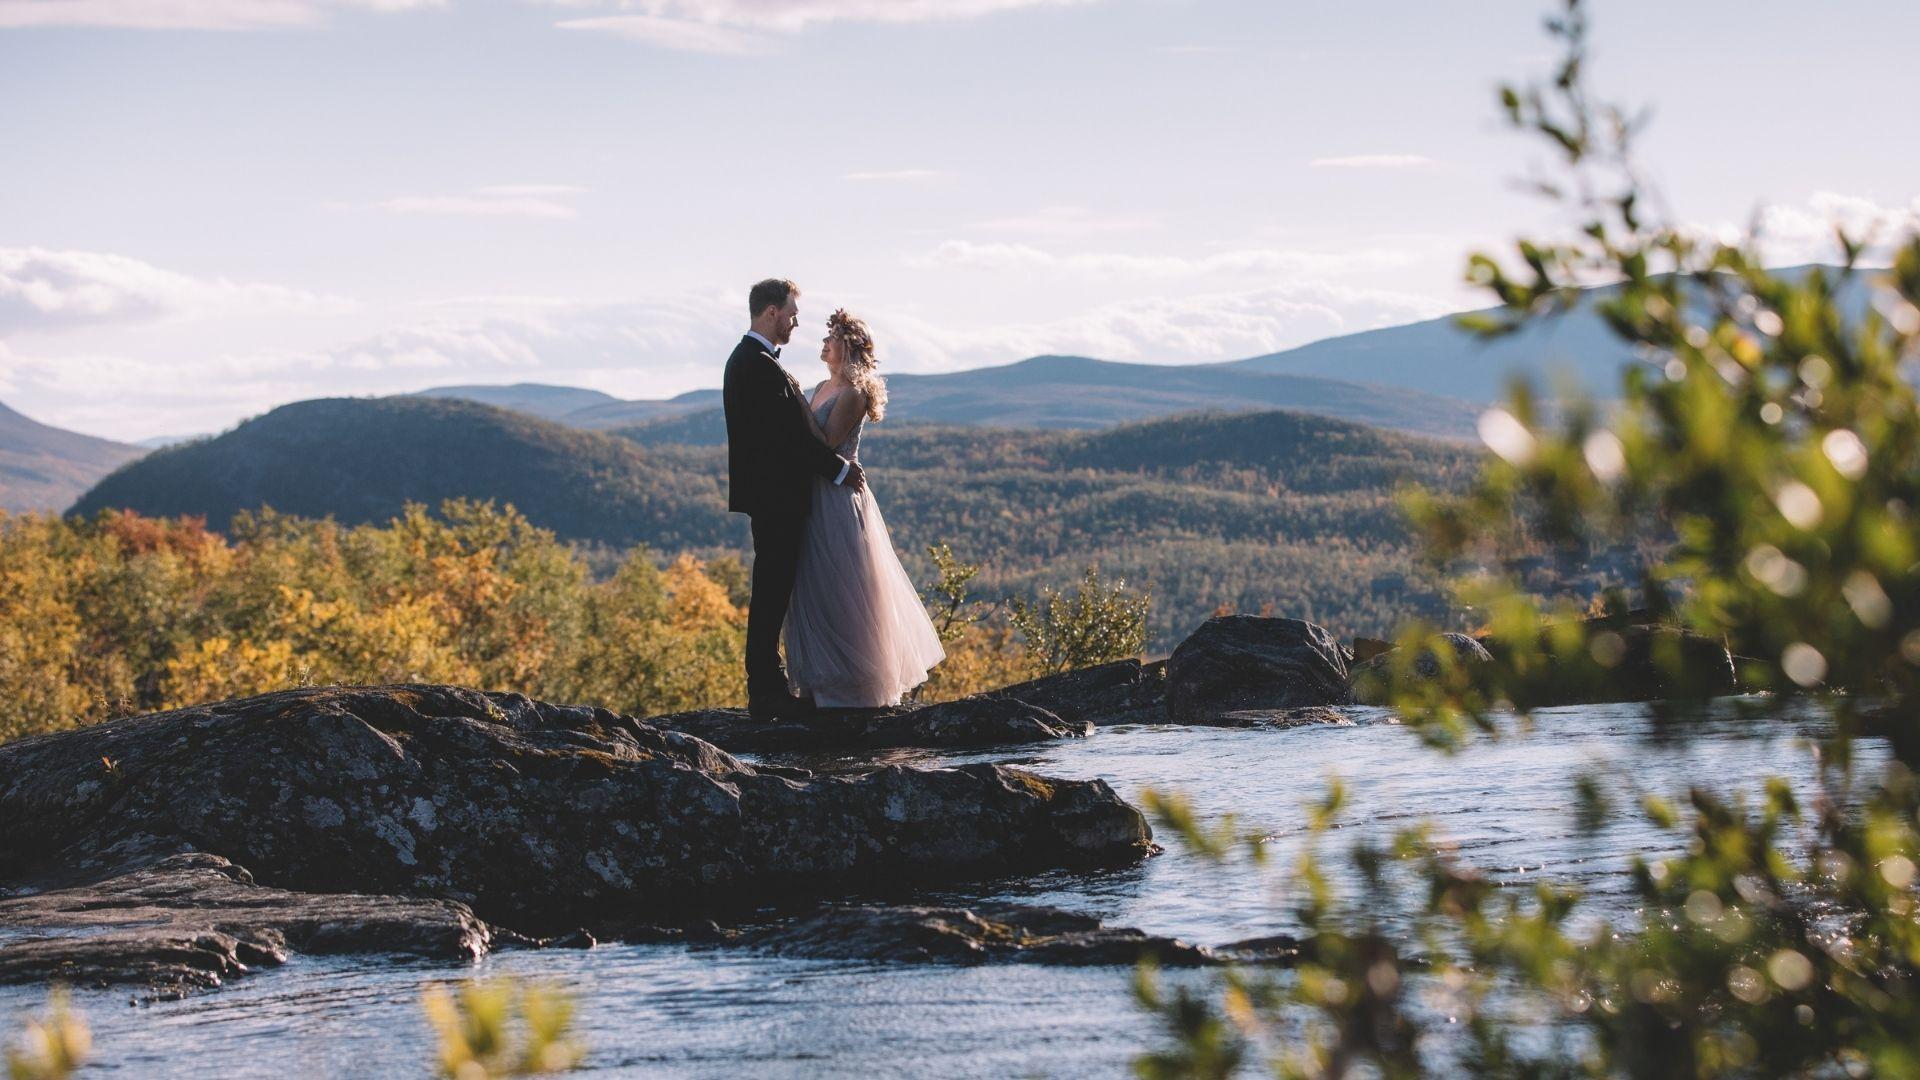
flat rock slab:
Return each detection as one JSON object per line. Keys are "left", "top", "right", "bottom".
{"left": 0, "top": 685, "right": 1151, "bottom": 930}
{"left": 739, "top": 903, "right": 1303, "bottom": 967}
{"left": 0, "top": 853, "right": 493, "bottom": 995}
{"left": 650, "top": 661, "right": 1175, "bottom": 753}
{"left": 651, "top": 695, "right": 1090, "bottom": 754}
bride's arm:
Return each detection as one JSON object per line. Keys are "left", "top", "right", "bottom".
{"left": 821, "top": 389, "right": 867, "bottom": 448}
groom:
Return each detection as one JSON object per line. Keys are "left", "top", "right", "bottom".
{"left": 724, "top": 278, "right": 865, "bottom": 721}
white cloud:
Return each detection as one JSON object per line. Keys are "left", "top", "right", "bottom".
{"left": 910, "top": 240, "right": 1418, "bottom": 279}
{"left": 1734, "top": 191, "right": 1920, "bottom": 266}
{"left": 1309, "top": 154, "right": 1437, "bottom": 169}
{"left": 0, "top": 0, "right": 443, "bottom": 30}
{"left": 475, "top": 184, "right": 589, "bottom": 196}
{"left": 327, "top": 293, "right": 743, "bottom": 386}
{"left": 556, "top": 13, "right": 772, "bottom": 53}
{"left": 969, "top": 206, "right": 1157, "bottom": 237}
{"left": 843, "top": 169, "right": 946, "bottom": 182}
{"left": 554, "top": 0, "right": 1102, "bottom": 51}
{"left": 310, "top": 281, "right": 1451, "bottom": 387}
{"left": 877, "top": 282, "right": 1453, "bottom": 370}
{"left": 376, "top": 195, "right": 580, "bottom": 219}
{"left": 0, "top": 247, "right": 346, "bottom": 334}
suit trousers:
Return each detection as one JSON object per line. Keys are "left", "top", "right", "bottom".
{"left": 746, "top": 512, "right": 806, "bottom": 697}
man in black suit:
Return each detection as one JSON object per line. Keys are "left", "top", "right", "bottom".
{"left": 724, "top": 278, "right": 865, "bottom": 720}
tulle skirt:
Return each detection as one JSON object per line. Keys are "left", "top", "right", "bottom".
{"left": 784, "top": 475, "right": 946, "bottom": 707}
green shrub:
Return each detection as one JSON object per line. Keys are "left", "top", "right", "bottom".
{"left": 1137, "top": 2, "right": 1920, "bottom": 1074}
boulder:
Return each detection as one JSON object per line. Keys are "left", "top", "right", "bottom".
{"left": 739, "top": 902, "right": 1303, "bottom": 967}
{"left": 652, "top": 695, "right": 1089, "bottom": 755}
{"left": 1483, "top": 624, "right": 1737, "bottom": 707}
{"left": 1165, "top": 616, "right": 1351, "bottom": 722}
{"left": 1351, "top": 637, "right": 1394, "bottom": 664}
{"left": 0, "top": 852, "right": 494, "bottom": 994}
{"left": 0, "top": 685, "right": 1153, "bottom": 931}
{"left": 1348, "top": 633, "right": 1494, "bottom": 706}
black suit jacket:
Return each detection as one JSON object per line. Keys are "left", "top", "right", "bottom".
{"left": 723, "top": 335, "right": 848, "bottom": 519}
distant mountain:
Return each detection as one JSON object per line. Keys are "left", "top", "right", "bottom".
{"left": 883, "top": 356, "right": 1479, "bottom": 436}
{"left": 0, "top": 401, "right": 147, "bottom": 514}
{"left": 1228, "top": 263, "right": 1867, "bottom": 402}
{"left": 69, "top": 397, "right": 740, "bottom": 551}
{"left": 137, "top": 434, "right": 205, "bottom": 449}
{"left": 68, "top": 394, "right": 1489, "bottom": 646}
{"left": 1223, "top": 302, "right": 1631, "bottom": 403}
{"left": 408, "top": 382, "right": 628, "bottom": 423}
{"left": 558, "top": 389, "right": 719, "bottom": 430}
{"left": 422, "top": 356, "right": 1482, "bottom": 441}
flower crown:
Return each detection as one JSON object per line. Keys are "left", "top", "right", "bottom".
{"left": 827, "top": 308, "right": 877, "bottom": 366}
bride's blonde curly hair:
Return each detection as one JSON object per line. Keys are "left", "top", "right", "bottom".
{"left": 828, "top": 308, "right": 887, "bottom": 421}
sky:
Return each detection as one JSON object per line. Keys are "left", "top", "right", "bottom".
{"left": 2, "top": 0, "right": 1916, "bottom": 442}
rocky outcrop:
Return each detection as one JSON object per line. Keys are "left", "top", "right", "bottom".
{"left": 988, "top": 659, "right": 1169, "bottom": 727}
{"left": 1165, "top": 616, "right": 1352, "bottom": 722}
{"left": 1348, "top": 633, "right": 1494, "bottom": 706}
{"left": 0, "top": 685, "right": 1153, "bottom": 934}
{"left": 651, "top": 695, "right": 1090, "bottom": 755}
{"left": 0, "top": 853, "right": 495, "bottom": 993}
{"left": 738, "top": 903, "right": 1303, "bottom": 967}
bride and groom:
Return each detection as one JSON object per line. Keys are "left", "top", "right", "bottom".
{"left": 723, "top": 278, "right": 946, "bottom": 721}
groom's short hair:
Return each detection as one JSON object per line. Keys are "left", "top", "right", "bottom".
{"left": 749, "top": 278, "right": 798, "bottom": 318}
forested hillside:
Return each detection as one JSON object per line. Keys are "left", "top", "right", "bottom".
{"left": 69, "top": 395, "right": 1484, "bottom": 647}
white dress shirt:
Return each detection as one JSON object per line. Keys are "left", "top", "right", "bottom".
{"left": 748, "top": 329, "right": 849, "bottom": 485}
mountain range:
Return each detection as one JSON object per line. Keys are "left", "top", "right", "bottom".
{"left": 412, "top": 355, "right": 1485, "bottom": 440}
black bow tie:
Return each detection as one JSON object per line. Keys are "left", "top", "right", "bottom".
{"left": 771, "top": 347, "right": 781, "bottom": 358}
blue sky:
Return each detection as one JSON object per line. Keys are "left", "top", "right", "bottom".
{"left": 2, "top": 0, "right": 1916, "bottom": 440}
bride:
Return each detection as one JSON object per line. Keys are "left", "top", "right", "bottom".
{"left": 783, "top": 309, "right": 946, "bottom": 708}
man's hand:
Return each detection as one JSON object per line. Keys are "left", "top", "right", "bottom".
{"left": 843, "top": 461, "right": 867, "bottom": 493}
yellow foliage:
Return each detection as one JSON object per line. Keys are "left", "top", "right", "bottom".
{"left": 918, "top": 621, "right": 1035, "bottom": 703}
{"left": 421, "top": 979, "right": 581, "bottom": 1078}
{"left": 161, "top": 635, "right": 300, "bottom": 708}
{"left": 0, "top": 502, "right": 726, "bottom": 741}
{"left": 5, "top": 987, "right": 90, "bottom": 1080}
{"left": 0, "top": 498, "right": 1088, "bottom": 742}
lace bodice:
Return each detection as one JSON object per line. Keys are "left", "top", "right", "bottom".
{"left": 810, "top": 390, "right": 864, "bottom": 460}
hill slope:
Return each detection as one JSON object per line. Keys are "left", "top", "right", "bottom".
{"left": 0, "top": 400, "right": 147, "bottom": 513}
{"left": 69, "top": 397, "right": 738, "bottom": 551}
{"left": 69, "top": 396, "right": 1486, "bottom": 646}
